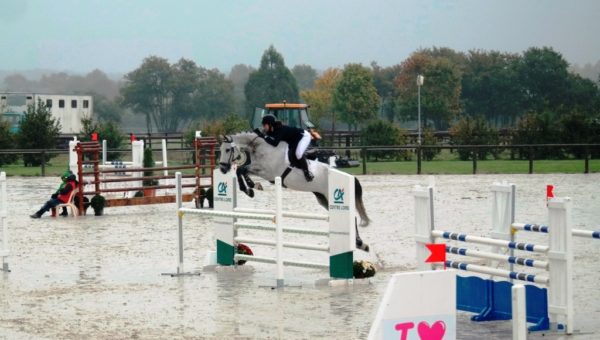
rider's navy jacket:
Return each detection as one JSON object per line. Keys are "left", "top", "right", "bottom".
{"left": 263, "top": 124, "right": 305, "bottom": 148}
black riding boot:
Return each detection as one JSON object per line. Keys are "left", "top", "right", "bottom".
{"left": 299, "top": 157, "right": 314, "bottom": 182}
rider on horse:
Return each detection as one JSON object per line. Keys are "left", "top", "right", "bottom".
{"left": 254, "top": 114, "right": 314, "bottom": 182}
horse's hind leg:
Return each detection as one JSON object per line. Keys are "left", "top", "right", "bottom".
{"left": 355, "top": 220, "right": 369, "bottom": 252}
{"left": 313, "top": 192, "right": 328, "bottom": 210}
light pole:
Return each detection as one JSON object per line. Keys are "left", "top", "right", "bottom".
{"left": 417, "top": 74, "right": 424, "bottom": 145}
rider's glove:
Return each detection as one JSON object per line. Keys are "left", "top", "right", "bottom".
{"left": 253, "top": 128, "right": 264, "bottom": 138}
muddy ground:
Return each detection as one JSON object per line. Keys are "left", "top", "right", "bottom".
{"left": 0, "top": 174, "right": 598, "bottom": 339}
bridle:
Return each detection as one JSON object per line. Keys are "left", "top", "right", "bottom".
{"left": 220, "top": 134, "right": 261, "bottom": 169}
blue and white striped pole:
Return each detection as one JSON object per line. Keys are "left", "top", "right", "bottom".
{"left": 445, "top": 246, "right": 548, "bottom": 269}
{"left": 512, "top": 223, "right": 600, "bottom": 240}
{"left": 431, "top": 230, "right": 549, "bottom": 253}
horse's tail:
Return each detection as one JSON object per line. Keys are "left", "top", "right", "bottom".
{"left": 354, "top": 177, "right": 370, "bottom": 227}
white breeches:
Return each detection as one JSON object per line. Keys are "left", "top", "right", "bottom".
{"left": 296, "top": 131, "right": 311, "bottom": 159}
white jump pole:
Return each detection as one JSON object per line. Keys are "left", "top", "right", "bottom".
{"left": 414, "top": 185, "right": 435, "bottom": 271}
{"left": 0, "top": 172, "right": 9, "bottom": 272}
{"left": 275, "top": 177, "right": 284, "bottom": 288}
{"left": 491, "top": 182, "right": 516, "bottom": 273}
{"left": 162, "top": 139, "right": 168, "bottom": 176}
{"left": 512, "top": 284, "right": 527, "bottom": 340}
{"left": 102, "top": 139, "right": 107, "bottom": 165}
{"left": 177, "top": 172, "right": 184, "bottom": 273}
{"left": 162, "top": 172, "right": 200, "bottom": 277}
{"left": 68, "top": 137, "right": 79, "bottom": 178}
{"left": 547, "top": 197, "right": 573, "bottom": 334}
{"left": 131, "top": 140, "right": 144, "bottom": 198}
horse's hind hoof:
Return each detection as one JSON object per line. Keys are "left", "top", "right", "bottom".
{"left": 247, "top": 189, "right": 254, "bottom": 198}
{"left": 359, "top": 244, "right": 370, "bottom": 252}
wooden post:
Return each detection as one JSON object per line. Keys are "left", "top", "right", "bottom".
{"left": 528, "top": 146, "right": 534, "bottom": 174}
{"left": 93, "top": 144, "right": 100, "bottom": 195}
{"left": 472, "top": 148, "right": 477, "bottom": 174}
{"left": 584, "top": 145, "right": 589, "bottom": 174}
{"left": 41, "top": 150, "right": 46, "bottom": 177}
{"left": 417, "top": 146, "right": 422, "bottom": 175}
{"left": 361, "top": 148, "right": 367, "bottom": 175}
{"left": 195, "top": 138, "right": 201, "bottom": 204}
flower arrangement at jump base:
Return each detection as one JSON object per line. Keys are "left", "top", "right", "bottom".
{"left": 353, "top": 260, "right": 376, "bottom": 278}
{"left": 90, "top": 194, "right": 106, "bottom": 216}
{"left": 234, "top": 244, "right": 376, "bottom": 278}
{"left": 236, "top": 243, "right": 254, "bottom": 265}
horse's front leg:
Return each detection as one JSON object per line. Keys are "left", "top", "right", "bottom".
{"left": 236, "top": 167, "right": 254, "bottom": 198}
{"left": 239, "top": 166, "right": 255, "bottom": 189}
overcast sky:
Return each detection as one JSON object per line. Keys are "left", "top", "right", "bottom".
{"left": 1, "top": 0, "right": 599, "bottom": 74}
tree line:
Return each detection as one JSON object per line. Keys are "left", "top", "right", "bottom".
{"left": 2, "top": 45, "right": 600, "bottom": 141}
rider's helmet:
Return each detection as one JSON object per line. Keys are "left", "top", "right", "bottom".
{"left": 261, "top": 114, "right": 276, "bottom": 126}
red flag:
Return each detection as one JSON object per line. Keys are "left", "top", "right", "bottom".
{"left": 91, "top": 132, "right": 98, "bottom": 141}
{"left": 546, "top": 185, "right": 554, "bottom": 198}
{"left": 130, "top": 134, "right": 137, "bottom": 142}
{"left": 546, "top": 185, "right": 554, "bottom": 202}
{"left": 425, "top": 243, "right": 446, "bottom": 265}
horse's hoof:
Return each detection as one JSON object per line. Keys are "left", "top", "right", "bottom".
{"left": 248, "top": 189, "right": 254, "bottom": 198}
{"left": 255, "top": 183, "right": 263, "bottom": 191}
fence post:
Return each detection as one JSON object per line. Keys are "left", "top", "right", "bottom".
{"left": 41, "top": 150, "right": 46, "bottom": 177}
{"left": 417, "top": 146, "right": 422, "bottom": 175}
{"left": 472, "top": 148, "right": 477, "bottom": 174}
{"left": 584, "top": 145, "right": 589, "bottom": 174}
{"left": 528, "top": 146, "right": 534, "bottom": 174}
{"left": 361, "top": 148, "right": 367, "bottom": 175}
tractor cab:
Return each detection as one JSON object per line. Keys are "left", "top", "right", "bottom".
{"left": 252, "top": 103, "right": 322, "bottom": 144}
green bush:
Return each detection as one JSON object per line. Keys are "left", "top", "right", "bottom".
{"left": 512, "top": 112, "right": 562, "bottom": 159}
{"left": 421, "top": 127, "right": 441, "bottom": 161}
{"left": 0, "top": 119, "right": 18, "bottom": 166}
{"left": 558, "top": 111, "right": 599, "bottom": 158}
{"left": 17, "top": 99, "right": 61, "bottom": 166}
{"left": 449, "top": 116, "right": 499, "bottom": 160}
{"left": 97, "top": 121, "right": 124, "bottom": 161}
{"left": 361, "top": 120, "right": 411, "bottom": 161}
{"left": 143, "top": 147, "right": 158, "bottom": 186}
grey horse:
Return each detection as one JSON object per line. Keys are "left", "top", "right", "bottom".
{"left": 218, "top": 132, "right": 371, "bottom": 251}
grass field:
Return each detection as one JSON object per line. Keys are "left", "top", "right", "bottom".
{"left": 342, "top": 159, "right": 599, "bottom": 175}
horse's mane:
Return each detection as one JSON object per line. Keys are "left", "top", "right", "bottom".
{"left": 229, "top": 131, "right": 257, "bottom": 143}
{"left": 228, "top": 131, "right": 268, "bottom": 147}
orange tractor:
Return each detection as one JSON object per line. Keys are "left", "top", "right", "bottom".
{"left": 252, "top": 102, "right": 322, "bottom": 146}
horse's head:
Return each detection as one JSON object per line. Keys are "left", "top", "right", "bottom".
{"left": 218, "top": 135, "right": 243, "bottom": 174}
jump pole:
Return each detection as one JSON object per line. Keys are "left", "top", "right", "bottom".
{"left": 0, "top": 172, "right": 9, "bottom": 272}
{"left": 162, "top": 172, "right": 201, "bottom": 277}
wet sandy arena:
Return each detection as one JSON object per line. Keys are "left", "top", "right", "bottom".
{"left": 1, "top": 174, "right": 599, "bottom": 339}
